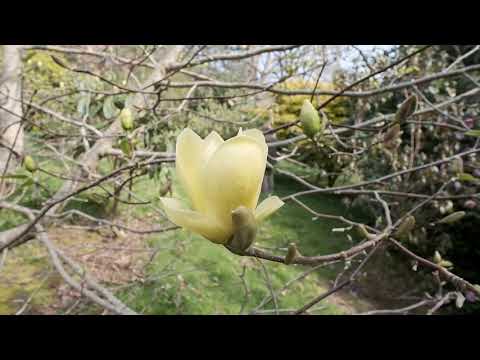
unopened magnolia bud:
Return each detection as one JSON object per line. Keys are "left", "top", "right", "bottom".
{"left": 395, "top": 95, "right": 417, "bottom": 124}
{"left": 383, "top": 124, "right": 401, "bottom": 147}
{"left": 300, "top": 99, "right": 323, "bottom": 138}
{"left": 228, "top": 206, "right": 257, "bottom": 252}
{"left": 120, "top": 108, "right": 134, "bottom": 131}
{"left": 24, "top": 155, "right": 37, "bottom": 173}
{"left": 437, "top": 211, "right": 465, "bottom": 224}
{"left": 285, "top": 243, "right": 300, "bottom": 265}
{"left": 433, "top": 250, "right": 442, "bottom": 264}
{"left": 393, "top": 215, "right": 416, "bottom": 238}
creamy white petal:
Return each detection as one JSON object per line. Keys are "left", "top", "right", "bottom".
{"left": 160, "top": 197, "right": 231, "bottom": 244}
{"left": 203, "top": 131, "right": 224, "bottom": 163}
{"left": 242, "top": 128, "right": 268, "bottom": 209}
{"left": 204, "top": 135, "right": 268, "bottom": 229}
{"left": 175, "top": 128, "right": 206, "bottom": 211}
{"left": 255, "top": 196, "right": 285, "bottom": 223}
{"left": 243, "top": 128, "right": 267, "bottom": 145}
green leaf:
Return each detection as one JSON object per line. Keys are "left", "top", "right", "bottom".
{"left": 119, "top": 139, "right": 132, "bottom": 157}
{"left": 458, "top": 173, "right": 480, "bottom": 184}
{"left": 437, "top": 211, "right": 466, "bottom": 224}
{"left": 19, "top": 178, "right": 35, "bottom": 188}
{"left": 439, "top": 260, "right": 453, "bottom": 269}
{"left": 465, "top": 130, "right": 480, "bottom": 137}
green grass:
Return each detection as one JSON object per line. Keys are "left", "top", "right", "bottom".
{"left": 1, "top": 149, "right": 369, "bottom": 314}
{"left": 119, "top": 168, "right": 365, "bottom": 315}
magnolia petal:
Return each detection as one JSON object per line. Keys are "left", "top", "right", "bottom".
{"left": 203, "top": 131, "right": 224, "bottom": 163}
{"left": 243, "top": 128, "right": 267, "bottom": 145}
{"left": 204, "top": 135, "right": 268, "bottom": 228}
{"left": 175, "top": 128, "right": 207, "bottom": 211}
{"left": 255, "top": 196, "right": 285, "bottom": 223}
{"left": 242, "top": 128, "right": 268, "bottom": 207}
{"left": 160, "top": 197, "right": 231, "bottom": 244}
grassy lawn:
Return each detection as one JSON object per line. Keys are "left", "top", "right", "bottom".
{"left": 1, "top": 155, "right": 372, "bottom": 314}
{"left": 119, "top": 169, "right": 369, "bottom": 315}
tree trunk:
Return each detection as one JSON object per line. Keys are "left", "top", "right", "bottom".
{"left": 0, "top": 45, "right": 24, "bottom": 194}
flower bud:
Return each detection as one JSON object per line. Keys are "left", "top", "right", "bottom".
{"left": 433, "top": 250, "right": 442, "bottom": 264}
{"left": 23, "top": 155, "right": 37, "bottom": 173}
{"left": 437, "top": 211, "right": 465, "bottom": 224}
{"left": 120, "top": 108, "right": 134, "bottom": 131}
{"left": 300, "top": 99, "right": 323, "bottom": 138}
{"left": 285, "top": 243, "right": 300, "bottom": 265}
{"left": 395, "top": 95, "right": 417, "bottom": 124}
{"left": 228, "top": 206, "right": 258, "bottom": 252}
{"left": 383, "top": 124, "right": 401, "bottom": 148}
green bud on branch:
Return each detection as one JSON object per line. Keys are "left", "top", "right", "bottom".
{"left": 120, "top": 108, "right": 134, "bottom": 131}
{"left": 228, "top": 206, "right": 258, "bottom": 252}
{"left": 285, "top": 243, "right": 300, "bottom": 265}
{"left": 383, "top": 124, "right": 401, "bottom": 148}
{"left": 23, "top": 155, "right": 37, "bottom": 173}
{"left": 300, "top": 99, "right": 323, "bottom": 138}
{"left": 395, "top": 95, "right": 417, "bottom": 124}
{"left": 437, "top": 211, "right": 466, "bottom": 224}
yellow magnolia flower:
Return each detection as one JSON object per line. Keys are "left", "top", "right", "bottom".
{"left": 160, "top": 128, "right": 284, "bottom": 245}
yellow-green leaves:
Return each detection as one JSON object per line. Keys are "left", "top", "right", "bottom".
{"left": 433, "top": 251, "right": 454, "bottom": 269}
{"left": 458, "top": 172, "right": 479, "bottom": 184}
{"left": 300, "top": 100, "right": 323, "bottom": 138}
{"left": 120, "top": 108, "right": 134, "bottom": 131}
{"left": 465, "top": 129, "right": 480, "bottom": 137}
{"left": 23, "top": 155, "right": 37, "bottom": 173}
{"left": 355, "top": 224, "right": 376, "bottom": 240}
{"left": 160, "top": 128, "right": 285, "bottom": 246}
{"left": 393, "top": 215, "right": 416, "bottom": 239}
